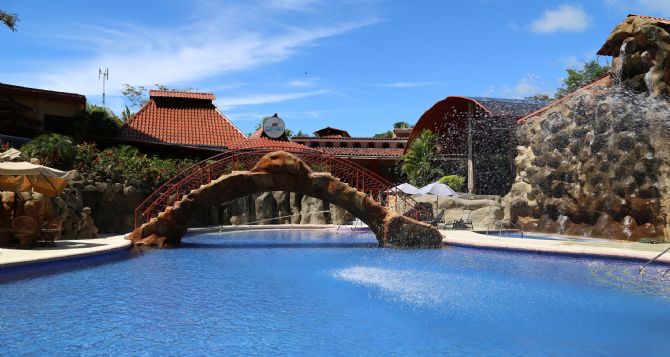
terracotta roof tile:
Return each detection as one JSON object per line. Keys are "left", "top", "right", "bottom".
{"left": 149, "top": 90, "right": 215, "bottom": 100}
{"left": 228, "top": 137, "right": 309, "bottom": 150}
{"left": 318, "top": 147, "right": 404, "bottom": 158}
{"left": 119, "top": 95, "right": 246, "bottom": 147}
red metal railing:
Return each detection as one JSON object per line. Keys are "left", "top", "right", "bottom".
{"left": 134, "top": 147, "right": 427, "bottom": 227}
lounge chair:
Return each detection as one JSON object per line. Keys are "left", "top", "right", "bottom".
{"left": 429, "top": 210, "right": 445, "bottom": 227}
{"left": 38, "top": 215, "right": 67, "bottom": 246}
{"left": 12, "top": 216, "right": 39, "bottom": 248}
{"left": 447, "top": 210, "right": 473, "bottom": 230}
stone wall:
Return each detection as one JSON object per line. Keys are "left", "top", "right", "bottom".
{"left": 506, "top": 79, "right": 670, "bottom": 242}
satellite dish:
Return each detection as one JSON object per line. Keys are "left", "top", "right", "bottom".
{"left": 263, "top": 113, "right": 286, "bottom": 139}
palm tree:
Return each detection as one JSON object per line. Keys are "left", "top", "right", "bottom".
{"left": 400, "top": 129, "right": 442, "bottom": 186}
{"left": 21, "top": 134, "right": 75, "bottom": 166}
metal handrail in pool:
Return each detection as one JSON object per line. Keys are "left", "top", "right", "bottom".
{"left": 486, "top": 218, "right": 524, "bottom": 238}
{"left": 639, "top": 245, "right": 670, "bottom": 275}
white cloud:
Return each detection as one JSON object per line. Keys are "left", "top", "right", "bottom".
{"left": 287, "top": 79, "right": 317, "bottom": 88}
{"left": 384, "top": 81, "right": 442, "bottom": 88}
{"left": 4, "top": 2, "right": 378, "bottom": 97}
{"left": 217, "top": 89, "right": 330, "bottom": 108}
{"left": 530, "top": 5, "right": 590, "bottom": 33}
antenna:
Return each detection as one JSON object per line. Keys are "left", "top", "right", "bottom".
{"left": 98, "top": 67, "right": 109, "bottom": 106}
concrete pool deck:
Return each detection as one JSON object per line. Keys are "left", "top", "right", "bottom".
{"left": 441, "top": 230, "right": 670, "bottom": 264}
{"left": 0, "top": 235, "right": 131, "bottom": 268}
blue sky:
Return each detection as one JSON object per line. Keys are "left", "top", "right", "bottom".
{"left": 1, "top": 0, "right": 668, "bottom": 136}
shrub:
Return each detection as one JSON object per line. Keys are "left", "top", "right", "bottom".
{"left": 21, "top": 133, "right": 75, "bottom": 166}
{"left": 439, "top": 175, "right": 465, "bottom": 192}
{"left": 74, "top": 104, "right": 123, "bottom": 137}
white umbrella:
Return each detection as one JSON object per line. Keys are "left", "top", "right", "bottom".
{"left": 416, "top": 182, "right": 459, "bottom": 218}
{"left": 386, "top": 183, "right": 419, "bottom": 194}
{"left": 416, "top": 182, "right": 458, "bottom": 196}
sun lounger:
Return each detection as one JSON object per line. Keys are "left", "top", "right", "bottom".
{"left": 12, "top": 216, "right": 39, "bottom": 248}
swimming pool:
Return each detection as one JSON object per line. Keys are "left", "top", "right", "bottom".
{"left": 1, "top": 230, "right": 669, "bottom": 356}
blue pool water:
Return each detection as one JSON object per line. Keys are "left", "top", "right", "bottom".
{"left": 1, "top": 230, "right": 670, "bottom": 356}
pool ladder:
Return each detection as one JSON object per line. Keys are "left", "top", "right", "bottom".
{"left": 639, "top": 245, "right": 670, "bottom": 277}
{"left": 486, "top": 218, "right": 524, "bottom": 238}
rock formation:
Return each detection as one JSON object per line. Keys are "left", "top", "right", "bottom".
{"left": 598, "top": 15, "right": 670, "bottom": 97}
{"left": 128, "top": 151, "right": 443, "bottom": 248}
{"left": 507, "top": 76, "right": 670, "bottom": 242}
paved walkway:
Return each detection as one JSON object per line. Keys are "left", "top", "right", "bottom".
{"left": 441, "top": 230, "right": 670, "bottom": 264}
{"left": 0, "top": 235, "right": 131, "bottom": 268}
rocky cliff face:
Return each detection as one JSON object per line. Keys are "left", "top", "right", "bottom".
{"left": 599, "top": 15, "right": 670, "bottom": 98}
{"left": 506, "top": 76, "right": 670, "bottom": 242}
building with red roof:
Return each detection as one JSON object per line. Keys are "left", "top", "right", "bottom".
{"left": 119, "top": 90, "right": 247, "bottom": 150}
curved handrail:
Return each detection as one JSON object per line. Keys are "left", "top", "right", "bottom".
{"left": 134, "top": 147, "right": 426, "bottom": 227}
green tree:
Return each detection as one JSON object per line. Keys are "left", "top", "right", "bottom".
{"left": 555, "top": 60, "right": 610, "bottom": 98}
{"left": 373, "top": 130, "right": 393, "bottom": 139}
{"left": 393, "top": 121, "right": 411, "bottom": 129}
{"left": 121, "top": 84, "right": 149, "bottom": 109}
{"left": 400, "top": 129, "right": 443, "bottom": 186}
{"left": 438, "top": 175, "right": 465, "bottom": 192}
{"left": 0, "top": 10, "right": 19, "bottom": 31}
{"left": 525, "top": 93, "right": 551, "bottom": 101}
{"left": 75, "top": 104, "right": 123, "bottom": 137}
{"left": 21, "top": 134, "right": 75, "bottom": 166}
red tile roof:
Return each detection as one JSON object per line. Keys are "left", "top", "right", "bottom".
{"left": 229, "top": 137, "right": 309, "bottom": 150}
{"left": 318, "top": 147, "right": 404, "bottom": 158}
{"left": 149, "top": 90, "right": 215, "bottom": 100}
{"left": 119, "top": 93, "right": 246, "bottom": 148}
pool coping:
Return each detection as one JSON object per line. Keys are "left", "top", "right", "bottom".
{"left": 441, "top": 230, "right": 670, "bottom": 265}
{"left": 0, "top": 235, "right": 132, "bottom": 269}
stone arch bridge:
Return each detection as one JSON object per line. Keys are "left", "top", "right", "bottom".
{"left": 128, "top": 149, "right": 442, "bottom": 248}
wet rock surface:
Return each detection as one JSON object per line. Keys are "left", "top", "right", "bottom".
{"left": 508, "top": 76, "right": 670, "bottom": 242}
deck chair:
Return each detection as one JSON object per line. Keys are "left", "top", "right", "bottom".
{"left": 12, "top": 216, "right": 39, "bottom": 248}
{"left": 450, "top": 210, "right": 473, "bottom": 230}
{"left": 428, "top": 210, "right": 445, "bottom": 227}
{"left": 38, "top": 215, "right": 67, "bottom": 246}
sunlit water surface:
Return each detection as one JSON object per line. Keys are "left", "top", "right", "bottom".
{"left": 1, "top": 230, "right": 669, "bottom": 356}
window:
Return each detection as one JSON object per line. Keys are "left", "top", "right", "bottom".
{"left": 397, "top": 143, "right": 404, "bottom": 148}
{"left": 367, "top": 142, "right": 375, "bottom": 148}
{"left": 382, "top": 143, "right": 390, "bottom": 149}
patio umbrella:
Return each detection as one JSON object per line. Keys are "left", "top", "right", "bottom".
{"left": 416, "top": 182, "right": 459, "bottom": 217}
{"left": 0, "top": 161, "right": 75, "bottom": 197}
{"left": 416, "top": 182, "right": 458, "bottom": 196}
{"left": 386, "top": 183, "right": 419, "bottom": 194}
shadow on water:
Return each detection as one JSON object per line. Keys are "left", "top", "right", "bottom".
{"left": 0, "top": 248, "right": 142, "bottom": 285}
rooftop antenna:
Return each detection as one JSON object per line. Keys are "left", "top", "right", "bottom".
{"left": 99, "top": 67, "right": 109, "bottom": 106}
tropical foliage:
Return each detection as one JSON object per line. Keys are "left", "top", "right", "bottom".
{"left": 73, "top": 143, "right": 195, "bottom": 189}
{"left": 555, "top": 60, "right": 610, "bottom": 98}
{"left": 0, "top": 10, "right": 19, "bottom": 31}
{"left": 74, "top": 104, "right": 123, "bottom": 137}
{"left": 439, "top": 175, "right": 465, "bottom": 192}
{"left": 400, "top": 129, "right": 443, "bottom": 186}
{"left": 21, "top": 134, "right": 75, "bottom": 167}
{"left": 372, "top": 130, "right": 393, "bottom": 139}
{"left": 393, "top": 121, "right": 411, "bottom": 129}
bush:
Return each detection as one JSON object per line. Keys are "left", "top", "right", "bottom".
{"left": 74, "top": 104, "right": 123, "bottom": 137}
{"left": 72, "top": 143, "right": 195, "bottom": 190}
{"left": 21, "top": 133, "right": 75, "bottom": 167}
{"left": 439, "top": 175, "right": 465, "bottom": 192}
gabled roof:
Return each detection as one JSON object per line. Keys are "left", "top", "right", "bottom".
{"left": 149, "top": 90, "right": 215, "bottom": 101}
{"left": 0, "top": 83, "right": 85, "bottom": 103}
{"left": 119, "top": 90, "right": 246, "bottom": 148}
{"left": 314, "top": 126, "right": 351, "bottom": 137}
